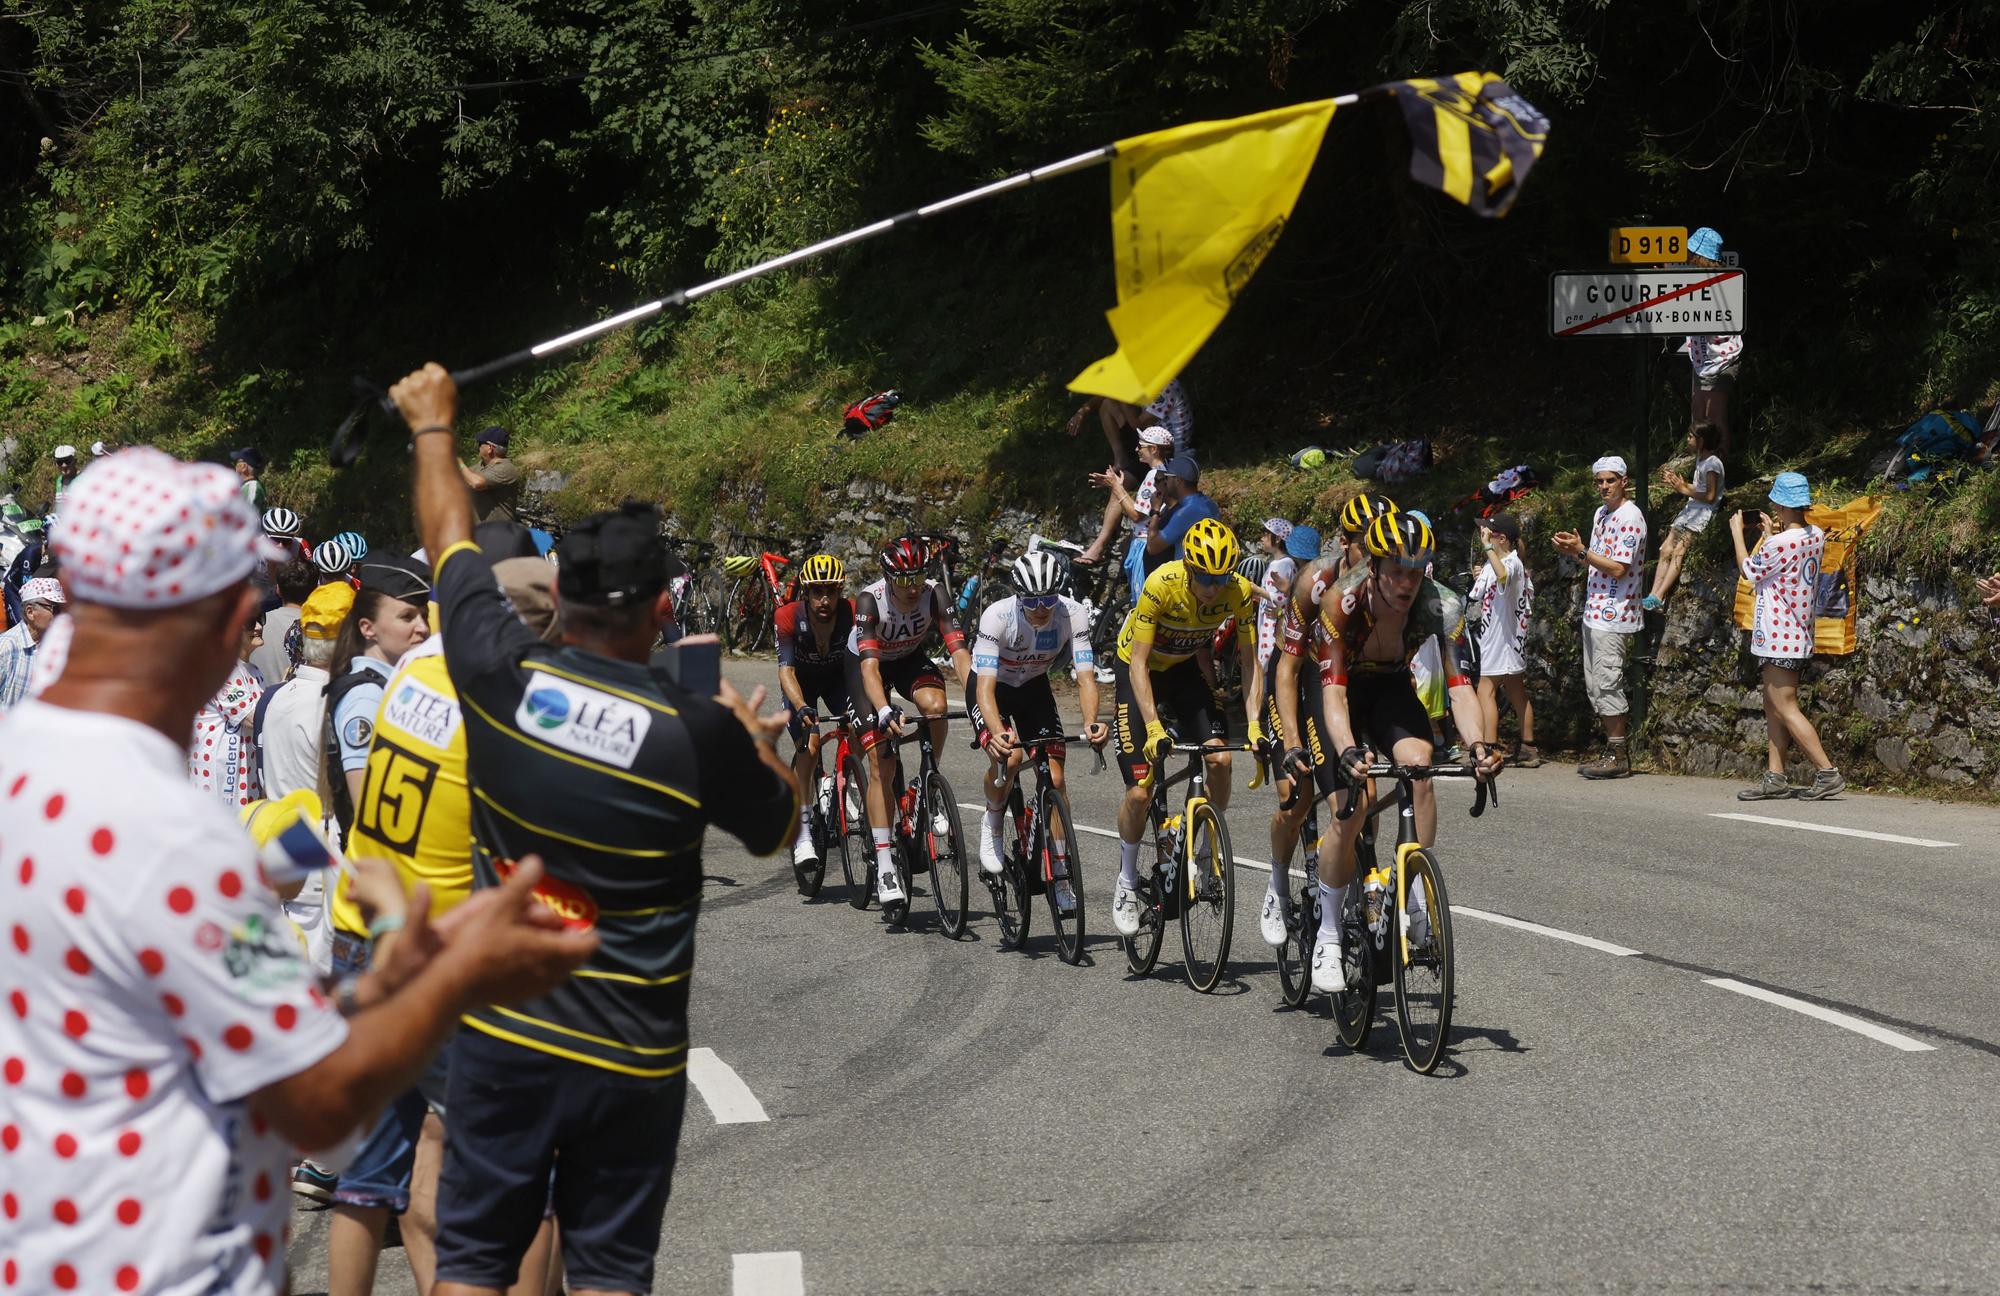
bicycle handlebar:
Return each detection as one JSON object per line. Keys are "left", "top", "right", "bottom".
{"left": 1335, "top": 762, "right": 1500, "bottom": 822}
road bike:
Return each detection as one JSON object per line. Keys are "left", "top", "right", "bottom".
{"left": 853, "top": 708, "right": 970, "bottom": 936}
{"left": 1322, "top": 761, "right": 1498, "bottom": 1074}
{"left": 719, "top": 531, "right": 821, "bottom": 654}
{"left": 1271, "top": 790, "right": 1331, "bottom": 1010}
{"left": 796, "top": 711, "right": 868, "bottom": 900}
{"left": 1123, "top": 737, "right": 1260, "bottom": 992}
{"left": 1067, "top": 546, "right": 1133, "bottom": 680}
{"left": 662, "top": 536, "right": 720, "bottom": 636}
{"left": 985, "top": 734, "right": 1104, "bottom": 965}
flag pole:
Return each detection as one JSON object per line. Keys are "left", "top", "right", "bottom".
{"left": 330, "top": 92, "right": 1367, "bottom": 466}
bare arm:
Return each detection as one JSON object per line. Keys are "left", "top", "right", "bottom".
{"left": 388, "top": 363, "right": 475, "bottom": 567}
{"left": 458, "top": 462, "right": 488, "bottom": 490}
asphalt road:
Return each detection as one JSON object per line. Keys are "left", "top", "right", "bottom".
{"left": 291, "top": 657, "right": 2000, "bottom": 1294}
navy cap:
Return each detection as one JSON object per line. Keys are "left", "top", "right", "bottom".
{"left": 1160, "top": 453, "right": 1200, "bottom": 484}
{"left": 356, "top": 552, "right": 433, "bottom": 603}
{"left": 476, "top": 426, "right": 510, "bottom": 449}
{"left": 229, "top": 446, "right": 266, "bottom": 472}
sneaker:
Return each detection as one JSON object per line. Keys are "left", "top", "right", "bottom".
{"left": 1512, "top": 742, "right": 1544, "bottom": 769}
{"left": 1642, "top": 594, "right": 1664, "bottom": 612}
{"left": 1798, "top": 768, "right": 1846, "bottom": 801}
{"left": 1737, "top": 770, "right": 1795, "bottom": 801}
{"left": 1051, "top": 879, "right": 1077, "bottom": 914}
{"left": 1259, "top": 889, "right": 1288, "bottom": 948}
{"left": 1445, "top": 744, "right": 1468, "bottom": 764}
{"left": 978, "top": 819, "right": 1004, "bottom": 875}
{"left": 1111, "top": 878, "right": 1142, "bottom": 937}
{"left": 291, "top": 1160, "right": 337, "bottom": 1204}
{"left": 792, "top": 831, "right": 818, "bottom": 865}
{"left": 1578, "top": 741, "right": 1632, "bottom": 779}
{"left": 876, "top": 866, "right": 907, "bottom": 906}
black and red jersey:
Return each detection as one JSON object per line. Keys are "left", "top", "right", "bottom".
{"left": 775, "top": 598, "right": 854, "bottom": 671}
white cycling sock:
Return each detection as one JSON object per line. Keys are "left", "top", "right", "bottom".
{"left": 1267, "top": 858, "right": 1288, "bottom": 898}
{"left": 873, "top": 828, "right": 894, "bottom": 873}
{"left": 984, "top": 802, "right": 1005, "bottom": 835}
{"left": 1318, "top": 880, "right": 1344, "bottom": 935}
{"left": 1118, "top": 840, "right": 1142, "bottom": 888}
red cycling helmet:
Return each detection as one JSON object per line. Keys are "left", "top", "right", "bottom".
{"left": 879, "top": 537, "right": 926, "bottom": 576}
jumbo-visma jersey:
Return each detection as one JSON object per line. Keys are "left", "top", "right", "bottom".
{"left": 1115, "top": 560, "right": 1257, "bottom": 671}
{"left": 330, "top": 636, "right": 473, "bottom": 936}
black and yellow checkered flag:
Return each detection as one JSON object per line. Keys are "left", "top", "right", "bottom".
{"left": 1381, "top": 72, "right": 1549, "bottom": 218}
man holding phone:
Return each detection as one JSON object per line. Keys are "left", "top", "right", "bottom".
{"left": 389, "top": 362, "right": 799, "bottom": 1296}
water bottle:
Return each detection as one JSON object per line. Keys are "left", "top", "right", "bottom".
{"left": 816, "top": 774, "right": 835, "bottom": 824}
{"left": 1362, "top": 867, "right": 1389, "bottom": 946}
{"left": 897, "top": 785, "right": 916, "bottom": 834}
{"left": 1160, "top": 814, "right": 1183, "bottom": 889}
{"left": 957, "top": 575, "right": 980, "bottom": 618}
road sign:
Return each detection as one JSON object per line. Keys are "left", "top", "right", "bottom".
{"left": 1549, "top": 268, "right": 1745, "bottom": 337}
{"left": 1609, "top": 226, "right": 1687, "bottom": 264}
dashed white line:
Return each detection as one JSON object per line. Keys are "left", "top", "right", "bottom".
{"left": 688, "top": 1047, "right": 770, "bottom": 1124}
{"left": 732, "top": 1250, "right": 804, "bottom": 1295}
{"left": 1451, "top": 906, "right": 1642, "bottom": 957}
{"left": 1701, "top": 978, "right": 1936, "bottom": 1052}
{"left": 1708, "top": 813, "right": 1956, "bottom": 849}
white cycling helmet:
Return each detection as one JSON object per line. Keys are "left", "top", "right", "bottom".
{"left": 312, "top": 538, "right": 353, "bottom": 576}
{"left": 1011, "top": 550, "right": 1066, "bottom": 599}
{"left": 262, "top": 507, "right": 301, "bottom": 538}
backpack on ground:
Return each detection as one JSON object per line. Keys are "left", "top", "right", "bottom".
{"left": 841, "top": 389, "right": 902, "bottom": 438}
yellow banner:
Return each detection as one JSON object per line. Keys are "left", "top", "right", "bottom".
{"left": 1732, "top": 496, "right": 1884, "bottom": 656}
{"left": 1068, "top": 99, "right": 1337, "bottom": 407}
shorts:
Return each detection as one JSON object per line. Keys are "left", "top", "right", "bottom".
{"left": 844, "top": 649, "right": 947, "bottom": 752}
{"left": 1758, "top": 654, "right": 1811, "bottom": 674}
{"left": 1339, "top": 673, "right": 1435, "bottom": 759}
{"left": 435, "top": 1027, "right": 689, "bottom": 1294}
{"left": 784, "top": 664, "right": 851, "bottom": 743}
{"left": 966, "top": 676, "right": 1064, "bottom": 760}
{"left": 1581, "top": 626, "right": 1633, "bottom": 717}
{"left": 1693, "top": 364, "right": 1739, "bottom": 394}
{"left": 1670, "top": 503, "right": 1717, "bottom": 534}
{"left": 1112, "top": 655, "right": 1227, "bottom": 786}
{"left": 1262, "top": 645, "right": 1341, "bottom": 801}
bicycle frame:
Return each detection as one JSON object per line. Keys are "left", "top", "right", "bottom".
{"left": 1141, "top": 740, "right": 1257, "bottom": 904}
{"left": 1336, "top": 764, "right": 1495, "bottom": 965}
{"left": 1007, "top": 735, "right": 1106, "bottom": 882}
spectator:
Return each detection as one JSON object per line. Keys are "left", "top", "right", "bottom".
{"left": 3, "top": 514, "right": 48, "bottom": 627}
{"left": 189, "top": 612, "right": 266, "bottom": 806}
{"left": 259, "top": 583, "right": 353, "bottom": 798}
{"left": 389, "top": 360, "right": 797, "bottom": 1296}
{"left": 323, "top": 553, "right": 566, "bottom": 1296}
{"left": 251, "top": 559, "right": 316, "bottom": 685}
{"left": 1066, "top": 377, "right": 1193, "bottom": 470}
{"left": 1142, "top": 454, "right": 1220, "bottom": 576}
{"left": 230, "top": 446, "right": 270, "bottom": 512}
{"left": 0, "top": 574, "right": 63, "bottom": 713}
{"left": 1469, "top": 514, "right": 1540, "bottom": 767}
{"left": 1978, "top": 570, "right": 2000, "bottom": 609}
{"left": 50, "top": 443, "right": 80, "bottom": 513}
{"left": 459, "top": 425, "right": 523, "bottom": 524}
{"left": 324, "top": 555, "right": 433, "bottom": 834}
{"left": 1552, "top": 455, "right": 1647, "bottom": 778}
{"left": 0, "top": 447, "right": 594, "bottom": 1296}
{"left": 1678, "top": 228, "right": 1743, "bottom": 455}
{"left": 1078, "top": 425, "right": 1172, "bottom": 583}
{"left": 1644, "top": 422, "right": 1725, "bottom": 611}
{"left": 1732, "top": 472, "right": 1843, "bottom": 801}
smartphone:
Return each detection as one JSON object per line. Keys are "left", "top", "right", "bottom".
{"left": 655, "top": 634, "right": 722, "bottom": 697}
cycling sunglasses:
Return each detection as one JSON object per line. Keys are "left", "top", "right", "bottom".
{"left": 1019, "top": 593, "right": 1060, "bottom": 610}
{"left": 1188, "top": 569, "right": 1233, "bottom": 589}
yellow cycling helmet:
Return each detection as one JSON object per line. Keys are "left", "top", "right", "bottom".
{"left": 1339, "top": 491, "right": 1398, "bottom": 536}
{"left": 1364, "top": 511, "right": 1434, "bottom": 570}
{"left": 1180, "top": 517, "right": 1242, "bottom": 576}
{"left": 800, "top": 553, "right": 845, "bottom": 586}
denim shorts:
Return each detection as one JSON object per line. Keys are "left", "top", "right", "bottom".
{"left": 329, "top": 931, "right": 448, "bottom": 1212}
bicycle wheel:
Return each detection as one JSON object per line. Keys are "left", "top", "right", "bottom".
{"left": 1275, "top": 874, "right": 1314, "bottom": 1009}
{"left": 1039, "top": 786, "right": 1086, "bottom": 965}
{"left": 922, "top": 769, "right": 969, "bottom": 939}
{"left": 992, "top": 796, "right": 1031, "bottom": 950}
{"left": 1121, "top": 812, "right": 1166, "bottom": 976}
{"left": 1392, "top": 848, "right": 1455, "bottom": 1074}
{"left": 723, "top": 576, "right": 770, "bottom": 654}
{"left": 839, "top": 755, "right": 873, "bottom": 910}
{"left": 1332, "top": 882, "right": 1374, "bottom": 1050}
{"left": 1179, "top": 799, "right": 1234, "bottom": 993}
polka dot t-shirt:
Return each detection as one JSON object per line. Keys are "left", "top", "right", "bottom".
{"left": 0, "top": 700, "right": 347, "bottom": 1294}
{"left": 1743, "top": 523, "right": 1824, "bottom": 660}
{"left": 1583, "top": 501, "right": 1647, "bottom": 634}
{"left": 189, "top": 663, "right": 265, "bottom": 807}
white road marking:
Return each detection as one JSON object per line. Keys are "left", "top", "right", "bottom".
{"left": 1452, "top": 906, "right": 1642, "bottom": 956}
{"left": 688, "top": 1048, "right": 770, "bottom": 1124}
{"left": 1708, "top": 812, "right": 1956, "bottom": 849}
{"left": 960, "top": 802, "right": 1299, "bottom": 874}
{"left": 732, "top": 1250, "right": 804, "bottom": 1295}
{"left": 1702, "top": 978, "right": 1937, "bottom": 1052}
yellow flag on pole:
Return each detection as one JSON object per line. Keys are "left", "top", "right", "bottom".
{"left": 1067, "top": 99, "right": 1337, "bottom": 406}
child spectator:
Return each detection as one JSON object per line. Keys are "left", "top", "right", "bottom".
{"left": 1679, "top": 228, "right": 1743, "bottom": 455}
{"left": 1644, "top": 422, "right": 1725, "bottom": 611}
{"left": 190, "top": 613, "right": 266, "bottom": 806}
{"left": 1731, "top": 472, "right": 1843, "bottom": 801}
{"left": 1469, "top": 514, "right": 1540, "bottom": 766}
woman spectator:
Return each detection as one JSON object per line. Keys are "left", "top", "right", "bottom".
{"left": 1644, "top": 422, "right": 1725, "bottom": 611}
{"left": 1731, "top": 472, "right": 1843, "bottom": 801}
{"left": 189, "top": 613, "right": 265, "bottom": 806}
{"left": 1469, "top": 514, "right": 1540, "bottom": 766}
{"left": 323, "top": 554, "right": 432, "bottom": 833}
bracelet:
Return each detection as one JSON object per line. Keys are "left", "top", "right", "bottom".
{"left": 411, "top": 424, "right": 454, "bottom": 438}
{"left": 367, "top": 914, "right": 407, "bottom": 940}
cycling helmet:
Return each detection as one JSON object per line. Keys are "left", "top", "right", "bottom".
{"left": 1010, "top": 550, "right": 1065, "bottom": 599}
{"left": 800, "top": 553, "right": 845, "bottom": 586}
{"left": 332, "top": 530, "right": 368, "bottom": 561}
{"left": 1179, "top": 517, "right": 1241, "bottom": 577}
{"left": 1339, "top": 492, "right": 1398, "bottom": 536}
{"left": 1235, "top": 553, "right": 1271, "bottom": 587}
{"left": 261, "top": 507, "right": 301, "bottom": 538}
{"left": 311, "top": 538, "right": 353, "bottom": 576}
{"left": 879, "top": 537, "right": 926, "bottom": 576}
{"left": 1364, "top": 511, "right": 1433, "bottom": 571}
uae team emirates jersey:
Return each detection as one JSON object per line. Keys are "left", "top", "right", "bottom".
{"left": 434, "top": 542, "right": 793, "bottom": 1076}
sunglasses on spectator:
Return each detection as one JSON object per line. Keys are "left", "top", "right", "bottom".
{"left": 1019, "top": 593, "right": 1060, "bottom": 610}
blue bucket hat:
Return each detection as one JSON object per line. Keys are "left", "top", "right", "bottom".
{"left": 1285, "top": 525, "right": 1322, "bottom": 560}
{"left": 1769, "top": 471, "right": 1812, "bottom": 509}
{"left": 1688, "top": 227, "right": 1723, "bottom": 260}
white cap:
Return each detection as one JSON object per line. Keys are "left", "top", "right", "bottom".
{"left": 89, "top": 441, "right": 109, "bottom": 458}
{"left": 1136, "top": 425, "right": 1174, "bottom": 447}
{"left": 51, "top": 448, "right": 285, "bottom": 609}
{"left": 1591, "top": 455, "right": 1628, "bottom": 477}
{"left": 1262, "top": 517, "right": 1293, "bottom": 540}
{"left": 52, "top": 444, "right": 76, "bottom": 460}
{"left": 20, "top": 576, "right": 65, "bottom": 606}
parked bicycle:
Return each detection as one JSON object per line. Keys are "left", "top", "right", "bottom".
{"left": 1122, "top": 736, "right": 1260, "bottom": 992}
{"left": 986, "top": 734, "right": 1103, "bottom": 965}
{"left": 662, "top": 536, "right": 720, "bottom": 636}
{"left": 719, "top": 531, "right": 821, "bottom": 654}
{"left": 852, "top": 707, "right": 970, "bottom": 936}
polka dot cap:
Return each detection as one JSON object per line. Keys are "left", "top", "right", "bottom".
{"left": 49, "top": 448, "right": 286, "bottom": 610}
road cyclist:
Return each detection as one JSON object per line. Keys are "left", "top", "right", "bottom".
{"left": 776, "top": 553, "right": 857, "bottom": 880}
{"left": 966, "top": 550, "right": 1111, "bottom": 918}
{"left": 846, "top": 536, "right": 974, "bottom": 918}
{"left": 1108, "top": 517, "right": 1266, "bottom": 940}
